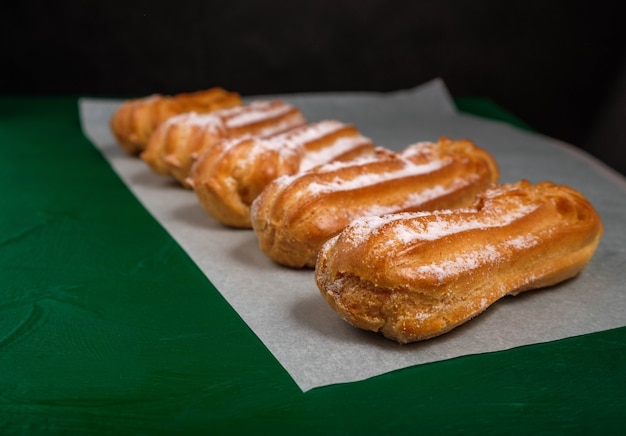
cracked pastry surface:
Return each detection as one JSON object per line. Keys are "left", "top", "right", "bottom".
{"left": 140, "top": 100, "right": 306, "bottom": 186}
{"left": 189, "top": 120, "right": 375, "bottom": 227}
{"left": 110, "top": 87, "right": 241, "bottom": 155}
{"left": 251, "top": 137, "right": 499, "bottom": 268}
{"left": 315, "top": 180, "right": 603, "bottom": 344}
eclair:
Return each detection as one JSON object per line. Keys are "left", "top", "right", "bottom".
{"left": 251, "top": 137, "right": 499, "bottom": 268}
{"left": 189, "top": 120, "right": 376, "bottom": 228}
{"left": 140, "top": 100, "right": 306, "bottom": 186}
{"left": 110, "top": 87, "right": 241, "bottom": 155}
{"left": 315, "top": 180, "right": 603, "bottom": 344}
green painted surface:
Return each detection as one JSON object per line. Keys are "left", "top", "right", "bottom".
{"left": 1, "top": 96, "right": 625, "bottom": 434}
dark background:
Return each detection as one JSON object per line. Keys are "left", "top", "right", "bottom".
{"left": 4, "top": 0, "right": 625, "bottom": 175}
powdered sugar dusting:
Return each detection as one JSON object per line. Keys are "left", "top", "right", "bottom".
{"left": 393, "top": 203, "right": 538, "bottom": 243}
{"left": 411, "top": 225, "right": 541, "bottom": 284}
{"left": 507, "top": 234, "right": 540, "bottom": 250}
{"left": 244, "top": 137, "right": 300, "bottom": 163}
{"left": 299, "top": 136, "right": 373, "bottom": 171}
{"left": 270, "top": 152, "right": 383, "bottom": 193}
{"left": 213, "top": 100, "right": 271, "bottom": 119}
{"left": 243, "top": 121, "right": 368, "bottom": 166}
{"left": 342, "top": 213, "right": 424, "bottom": 247}
{"left": 305, "top": 159, "right": 447, "bottom": 196}
{"left": 163, "top": 112, "right": 224, "bottom": 129}
{"left": 358, "top": 180, "right": 468, "bottom": 218}
{"left": 278, "top": 120, "right": 345, "bottom": 144}
{"left": 252, "top": 118, "right": 304, "bottom": 139}
{"left": 399, "top": 141, "right": 437, "bottom": 158}
{"left": 225, "top": 101, "right": 296, "bottom": 128}
{"left": 245, "top": 121, "right": 346, "bottom": 156}
{"left": 272, "top": 172, "right": 298, "bottom": 191}
{"left": 306, "top": 151, "right": 387, "bottom": 174}
{"left": 414, "top": 244, "right": 501, "bottom": 283}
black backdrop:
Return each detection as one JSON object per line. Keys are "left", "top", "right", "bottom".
{"left": 4, "top": 0, "right": 625, "bottom": 175}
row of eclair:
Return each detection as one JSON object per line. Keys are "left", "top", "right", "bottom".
{"left": 110, "top": 87, "right": 603, "bottom": 344}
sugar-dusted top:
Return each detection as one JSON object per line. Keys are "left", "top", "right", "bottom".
{"left": 304, "top": 158, "right": 449, "bottom": 196}
{"left": 246, "top": 120, "right": 347, "bottom": 155}
{"left": 162, "top": 111, "right": 224, "bottom": 129}
{"left": 242, "top": 120, "right": 373, "bottom": 170}
{"left": 223, "top": 101, "right": 297, "bottom": 128}
{"left": 392, "top": 204, "right": 538, "bottom": 242}
{"left": 299, "top": 135, "right": 374, "bottom": 171}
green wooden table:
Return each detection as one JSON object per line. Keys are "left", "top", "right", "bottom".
{"left": 1, "top": 96, "right": 624, "bottom": 434}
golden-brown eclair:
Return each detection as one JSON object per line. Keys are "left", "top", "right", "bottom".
{"left": 110, "top": 87, "right": 241, "bottom": 155}
{"left": 189, "top": 120, "right": 376, "bottom": 228}
{"left": 315, "top": 180, "right": 603, "bottom": 344}
{"left": 251, "top": 137, "right": 499, "bottom": 268}
{"left": 140, "top": 100, "right": 306, "bottom": 186}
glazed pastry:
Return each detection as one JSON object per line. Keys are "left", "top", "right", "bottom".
{"left": 141, "top": 100, "right": 306, "bottom": 186}
{"left": 189, "top": 120, "right": 376, "bottom": 228}
{"left": 251, "top": 137, "right": 499, "bottom": 268}
{"left": 315, "top": 180, "right": 603, "bottom": 344}
{"left": 110, "top": 87, "right": 241, "bottom": 155}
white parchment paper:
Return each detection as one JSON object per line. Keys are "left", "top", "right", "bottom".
{"left": 79, "top": 79, "right": 626, "bottom": 392}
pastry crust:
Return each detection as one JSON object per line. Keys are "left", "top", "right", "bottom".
{"left": 109, "top": 87, "right": 241, "bottom": 155}
{"left": 251, "top": 137, "right": 499, "bottom": 268}
{"left": 140, "top": 100, "right": 306, "bottom": 186}
{"left": 315, "top": 180, "right": 603, "bottom": 344}
{"left": 189, "top": 120, "right": 375, "bottom": 228}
